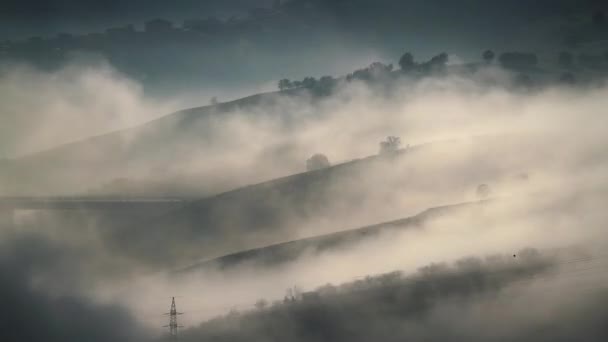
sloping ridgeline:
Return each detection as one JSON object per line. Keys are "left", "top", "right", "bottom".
{"left": 179, "top": 250, "right": 598, "bottom": 342}
{"left": 176, "top": 201, "right": 480, "bottom": 274}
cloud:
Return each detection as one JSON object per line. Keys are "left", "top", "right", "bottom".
{"left": 0, "top": 58, "right": 178, "bottom": 158}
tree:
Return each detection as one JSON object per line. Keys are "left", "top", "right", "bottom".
{"left": 379, "top": 136, "right": 401, "bottom": 155}
{"left": 302, "top": 77, "right": 317, "bottom": 89}
{"left": 431, "top": 53, "right": 448, "bottom": 65}
{"left": 317, "top": 75, "right": 336, "bottom": 95}
{"left": 398, "top": 52, "right": 415, "bottom": 71}
{"left": 254, "top": 299, "right": 268, "bottom": 310}
{"left": 420, "top": 53, "right": 449, "bottom": 73}
{"left": 278, "top": 78, "right": 292, "bottom": 91}
{"left": 558, "top": 51, "right": 574, "bottom": 69}
{"left": 347, "top": 62, "right": 393, "bottom": 82}
{"left": 306, "top": 154, "right": 331, "bottom": 171}
{"left": 476, "top": 184, "right": 491, "bottom": 199}
{"left": 368, "top": 62, "right": 393, "bottom": 79}
{"left": 209, "top": 96, "right": 218, "bottom": 105}
{"left": 482, "top": 50, "right": 495, "bottom": 64}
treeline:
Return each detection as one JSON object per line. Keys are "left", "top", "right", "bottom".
{"left": 276, "top": 52, "right": 450, "bottom": 94}
{"left": 277, "top": 49, "right": 608, "bottom": 94}
{"left": 0, "top": 1, "right": 314, "bottom": 70}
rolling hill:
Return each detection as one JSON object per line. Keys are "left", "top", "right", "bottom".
{"left": 0, "top": 88, "right": 308, "bottom": 196}
{"left": 175, "top": 200, "right": 485, "bottom": 274}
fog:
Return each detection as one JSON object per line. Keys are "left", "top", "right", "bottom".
{"left": 0, "top": 59, "right": 181, "bottom": 158}
{"left": 1, "top": 56, "right": 608, "bottom": 340}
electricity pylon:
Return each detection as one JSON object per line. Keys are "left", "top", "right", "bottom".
{"left": 163, "top": 297, "right": 183, "bottom": 340}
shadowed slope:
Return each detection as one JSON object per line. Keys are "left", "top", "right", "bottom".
{"left": 176, "top": 200, "right": 484, "bottom": 274}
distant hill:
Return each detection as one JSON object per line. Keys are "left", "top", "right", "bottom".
{"left": 0, "top": 66, "right": 546, "bottom": 269}
{"left": 11, "top": 129, "right": 525, "bottom": 268}
{"left": 0, "top": 88, "right": 307, "bottom": 196}
{"left": 2, "top": 58, "right": 598, "bottom": 197}
{"left": 107, "top": 125, "right": 535, "bottom": 268}
{"left": 182, "top": 248, "right": 562, "bottom": 342}
{"left": 175, "top": 200, "right": 484, "bottom": 275}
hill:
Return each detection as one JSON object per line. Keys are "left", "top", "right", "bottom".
{"left": 0, "top": 88, "right": 307, "bottom": 196}
{"left": 176, "top": 200, "right": 484, "bottom": 274}
{"left": 98, "top": 132, "right": 509, "bottom": 268}
{"left": 180, "top": 250, "right": 573, "bottom": 342}
{"left": 21, "top": 128, "right": 528, "bottom": 269}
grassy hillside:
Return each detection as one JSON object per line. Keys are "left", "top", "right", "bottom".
{"left": 179, "top": 250, "right": 572, "bottom": 342}
{"left": 37, "top": 128, "right": 530, "bottom": 269}
{"left": 176, "top": 200, "right": 483, "bottom": 274}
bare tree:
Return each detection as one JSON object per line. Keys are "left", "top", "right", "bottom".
{"left": 379, "top": 136, "right": 401, "bottom": 155}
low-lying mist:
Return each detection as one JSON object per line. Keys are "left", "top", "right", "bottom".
{"left": 1, "top": 59, "right": 608, "bottom": 340}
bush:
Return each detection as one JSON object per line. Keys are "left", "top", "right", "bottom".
{"left": 306, "top": 154, "right": 331, "bottom": 171}
{"left": 379, "top": 136, "right": 401, "bottom": 155}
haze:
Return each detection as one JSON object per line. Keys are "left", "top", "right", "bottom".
{"left": 1, "top": 1, "right": 608, "bottom": 341}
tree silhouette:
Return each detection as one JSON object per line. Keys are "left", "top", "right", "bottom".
{"left": 420, "top": 53, "right": 448, "bottom": 73}
{"left": 278, "top": 79, "right": 292, "bottom": 91}
{"left": 317, "top": 76, "right": 336, "bottom": 95}
{"left": 347, "top": 62, "right": 393, "bottom": 82}
{"left": 302, "top": 77, "right": 317, "bottom": 89}
{"left": 482, "top": 50, "right": 495, "bottom": 64}
{"left": 398, "top": 52, "right": 415, "bottom": 72}
{"left": 306, "top": 154, "right": 331, "bottom": 171}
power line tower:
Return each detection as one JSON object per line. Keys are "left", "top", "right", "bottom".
{"left": 163, "top": 297, "right": 183, "bottom": 340}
